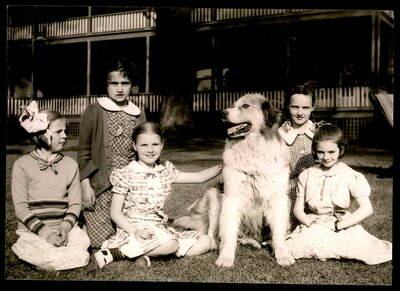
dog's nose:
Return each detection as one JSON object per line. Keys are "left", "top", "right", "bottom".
{"left": 221, "top": 110, "right": 228, "bottom": 119}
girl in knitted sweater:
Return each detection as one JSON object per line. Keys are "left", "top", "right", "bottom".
{"left": 11, "top": 101, "right": 90, "bottom": 271}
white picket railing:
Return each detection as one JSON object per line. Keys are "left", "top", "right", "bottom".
{"left": 315, "top": 86, "right": 371, "bottom": 109}
{"left": 7, "top": 86, "right": 373, "bottom": 117}
{"left": 7, "top": 8, "right": 318, "bottom": 41}
{"left": 191, "top": 8, "right": 312, "bottom": 23}
{"left": 7, "top": 9, "right": 156, "bottom": 40}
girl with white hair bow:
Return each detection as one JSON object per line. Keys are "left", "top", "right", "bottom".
{"left": 10, "top": 101, "right": 91, "bottom": 271}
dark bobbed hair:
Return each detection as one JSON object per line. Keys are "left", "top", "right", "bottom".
{"left": 280, "top": 80, "right": 317, "bottom": 125}
{"left": 311, "top": 123, "right": 347, "bottom": 160}
{"left": 31, "top": 109, "right": 68, "bottom": 149}
{"left": 132, "top": 121, "right": 163, "bottom": 163}
{"left": 105, "top": 57, "right": 141, "bottom": 86}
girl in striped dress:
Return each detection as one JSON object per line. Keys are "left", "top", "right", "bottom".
{"left": 11, "top": 101, "right": 90, "bottom": 271}
{"left": 94, "top": 122, "right": 222, "bottom": 269}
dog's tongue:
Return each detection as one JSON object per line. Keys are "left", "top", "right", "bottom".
{"left": 227, "top": 123, "right": 247, "bottom": 137}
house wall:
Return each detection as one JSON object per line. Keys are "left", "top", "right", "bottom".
{"left": 7, "top": 10, "right": 394, "bottom": 98}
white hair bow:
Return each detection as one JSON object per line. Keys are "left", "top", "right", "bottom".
{"left": 19, "top": 101, "right": 49, "bottom": 133}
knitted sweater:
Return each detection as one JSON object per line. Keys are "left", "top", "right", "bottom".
{"left": 11, "top": 154, "right": 81, "bottom": 236}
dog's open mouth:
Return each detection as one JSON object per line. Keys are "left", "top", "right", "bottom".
{"left": 226, "top": 122, "right": 252, "bottom": 138}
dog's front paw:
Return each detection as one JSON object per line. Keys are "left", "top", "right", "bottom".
{"left": 274, "top": 247, "right": 295, "bottom": 266}
{"left": 215, "top": 254, "right": 235, "bottom": 267}
{"left": 276, "top": 255, "right": 295, "bottom": 266}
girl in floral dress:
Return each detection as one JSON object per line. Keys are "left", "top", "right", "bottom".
{"left": 285, "top": 124, "right": 392, "bottom": 265}
{"left": 94, "top": 122, "right": 222, "bottom": 269}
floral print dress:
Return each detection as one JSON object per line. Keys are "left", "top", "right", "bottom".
{"left": 101, "top": 160, "right": 201, "bottom": 258}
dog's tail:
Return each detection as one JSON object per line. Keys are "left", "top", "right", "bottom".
{"left": 173, "top": 215, "right": 208, "bottom": 234}
{"left": 172, "top": 187, "right": 221, "bottom": 234}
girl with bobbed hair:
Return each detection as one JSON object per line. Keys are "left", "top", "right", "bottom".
{"left": 311, "top": 122, "right": 347, "bottom": 160}
{"left": 285, "top": 124, "right": 392, "bottom": 265}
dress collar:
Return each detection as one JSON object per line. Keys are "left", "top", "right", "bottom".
{"left": 97, "top": 97, "right": 141, "bottom": 116}
{"left": 278, "top": 119, "right": 316, "bottom": 145}
{"left": 30, "top": 149, "right": 63, "bottom": 174}
{"left": 315, "top": 162, "right": 343, "bottom": 177}
{"left": 126, "top": 160, "right": 165, "bottom": 173}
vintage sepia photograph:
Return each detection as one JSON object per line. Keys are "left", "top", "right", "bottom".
{"left": 5, "top": 3, "right": 394, "bottom": 285}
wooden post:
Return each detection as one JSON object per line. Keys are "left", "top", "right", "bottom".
{"left": 146, "top": 35, "right": 150, "bottom": 93}
{"left": 86, "top": 41, "right": 91, "bottom": 95}
{"left": 145, "top": 9, "right": 152, "bottom": 93}
{"left": 210, "top": 35, "right": 217, "bottom": 112}
{"left": 376, "top": 13, "right": 381, "bottom": 81}
{"left": 31, "top": 8, "right": 38, "bottom": 99}
{"left": 371, "top": 12, "right": 381, "bottom": 84}
{"left": 86, "top": 6, "right": 92, "bottom": 95}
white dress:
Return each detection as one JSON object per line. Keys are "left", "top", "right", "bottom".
{"left": 285, "top": 162, "right": 392, "bottom": 265}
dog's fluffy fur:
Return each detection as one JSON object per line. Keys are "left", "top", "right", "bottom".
{"left": 174, "top": 93, "right": 295, "bottom": 267}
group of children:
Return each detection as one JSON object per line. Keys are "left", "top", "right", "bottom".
{"left": 10, "top": 62, "right": 392, "bottom": 272}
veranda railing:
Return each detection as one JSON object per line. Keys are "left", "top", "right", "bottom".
{"left": 7, "top": 86, "right": 372, "bottom": 117}
{"left": 7, "top": 8, "right": 313, "bottom": 41}
{"left": 7, "top": 9, "right": 157, "bottom": 41}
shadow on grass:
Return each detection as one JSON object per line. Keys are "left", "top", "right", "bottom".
{"left": 350, "top": 165, "right": 393, "bottom": 178}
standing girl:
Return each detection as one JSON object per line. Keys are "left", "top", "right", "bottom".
{"left": 94, "top": 122, "right": 222, "bottom": 269}
{"left": 278, "top": 81, "right": 321, "bottom": 230}
{"left": 285, "top": 124, "right": 392, "bottom": 265}
{"left": 11, "top": 101, "right": 90, "bottom": 271}
{"left": 78, "top": 58, "right": 146, "bottom": 248}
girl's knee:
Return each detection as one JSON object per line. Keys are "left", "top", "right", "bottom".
{"left": 165, "top": 239, "right": 179, "bottom": 252}
{"left": 148, "top": 239, "right": 179, "bottom": 257}
{"left": 186, "top": 235, "right": 212, "bottom": 256}
{"left": 200, "top": 234, "right": 212, "bottom": 248}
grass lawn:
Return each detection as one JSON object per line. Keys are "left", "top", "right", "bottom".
{"left": 3, "top": 138, "right": 394, "bottom": 285}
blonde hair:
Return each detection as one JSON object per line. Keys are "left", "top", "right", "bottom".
{"left": 31, "top": 110, "right": 67, "bottom": 149}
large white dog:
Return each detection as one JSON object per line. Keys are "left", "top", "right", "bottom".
{"left": 174, "top": 93, "right": 295, "bottom": 267}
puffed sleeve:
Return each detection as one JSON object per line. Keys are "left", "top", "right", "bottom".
{"left": 164, "top": 160, "right": 181, "bottom": 183}
{"left": 348, "top": 170, "right": 371, "bottom": 199}
{"left": 296, "top": 168, "right": 309, "bottom": 199}
{"left": 110, "top": 169, "right": 129, "bottom": 196}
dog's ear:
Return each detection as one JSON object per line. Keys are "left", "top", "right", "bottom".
{"left": 261, "top": 100, "right": 278, "bottom": 128}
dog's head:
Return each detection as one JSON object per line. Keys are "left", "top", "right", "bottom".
{"left": 221, "top": 94, "right": 278, "bottom": 138}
